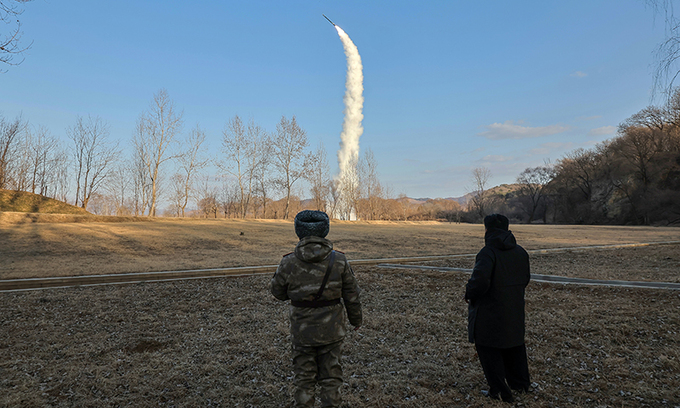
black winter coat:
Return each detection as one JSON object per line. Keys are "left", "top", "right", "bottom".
{"left": 465, "top": 228, "right": 530, "bottom": 348}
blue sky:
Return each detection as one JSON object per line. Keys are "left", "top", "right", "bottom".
{"left": 0, "top": 0, "right": 668, "bottom": 200}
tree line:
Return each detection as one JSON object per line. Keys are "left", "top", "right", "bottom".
{"left": 466, "top": 90, "right": 680, "bottom": 226}
{"left": 2, "top": 88, "right": 679, "bottom": 224}
{"left": 0, "top": 89, "right": 396, "bottom": 220}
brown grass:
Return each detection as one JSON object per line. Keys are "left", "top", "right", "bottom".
{"left": 1, "top": 262, "right": 679, "bottom": 407}
{"left": 0, "top": 221, "right": 679, "bottom": 407}
{"left": 0, "top": 211, "right": 150, "bottom": 224}
{"left": 432, "top": 243, "right": 680, "bottom": 283}
{"left": 1, "top": 219, "right": 678, "bottom": 279}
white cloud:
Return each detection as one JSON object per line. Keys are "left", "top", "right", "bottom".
{"left": 571, "top": 71, "right": 588, "bottom": 78}
{"left": 478, "top": 120, "right": 569, "bottom": 140}
{"left": 588, "top": 125, "right": 617, "bottom": 136}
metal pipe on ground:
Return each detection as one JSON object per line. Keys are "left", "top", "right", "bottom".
{"left": 1, "top": 241, "right": 678, "bottom": 292}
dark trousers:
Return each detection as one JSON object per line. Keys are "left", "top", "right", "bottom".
{"left": 475, "top": 343, "right": 530, "bottom": 402}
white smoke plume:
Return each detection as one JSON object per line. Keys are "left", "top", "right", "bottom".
{"left": 333, "top": 25, "right": 364, "bottom": 219}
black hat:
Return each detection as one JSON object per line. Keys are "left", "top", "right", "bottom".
{"left": 484, "top": 213, "right": 509, "bottom": 231}
{"left": 294, "top": 210, "right": 330, "bottom": 239}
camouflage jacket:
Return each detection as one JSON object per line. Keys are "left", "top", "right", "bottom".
{"left": 270, "top": 236, "right": 362, "bottom": 346}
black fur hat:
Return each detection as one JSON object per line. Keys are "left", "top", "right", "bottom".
{"left": 484, "top": 213, "right": 509, "bottom": 231}
{"left": 294, "top": 210, "right": 330, "bottom": 239}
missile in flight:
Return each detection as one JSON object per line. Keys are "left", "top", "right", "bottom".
{"left": 323, "top": 14, "right": 336, "bottom": 27}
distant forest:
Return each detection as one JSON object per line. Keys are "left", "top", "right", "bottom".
{"left": 1, "top": 89, "right": 679, "bottom": 225}
{"left": 460, "top": 91, "right": 680, "bottom": 226}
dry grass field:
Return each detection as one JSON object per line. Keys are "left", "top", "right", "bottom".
{"left": 1, "top": 215, "right": 678, "bottom": 279}
{"left": 1, "top": 218, "right": 679, "bottom": 407}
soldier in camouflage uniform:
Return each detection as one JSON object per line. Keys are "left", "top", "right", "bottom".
{"left": 270, "top": 210, "right": 362, "bottom": 408}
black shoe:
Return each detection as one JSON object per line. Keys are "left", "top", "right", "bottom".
{"left": 481, "top": 389, "right": 514, "bottom": 403}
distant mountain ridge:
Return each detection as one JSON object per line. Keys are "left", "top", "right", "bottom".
{"left": 409, "top": 184, "right": 521, "bottom": 204}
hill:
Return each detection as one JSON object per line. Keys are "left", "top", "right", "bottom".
{"left": 0, "top": 190, "right": 90, "bottom": 215}
{"left": 410, "top": 183, "right": 523, "bottom": 205}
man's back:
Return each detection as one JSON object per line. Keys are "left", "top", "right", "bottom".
{"left": 269, "top": 210, "right": 362, "bottom": 407}
{"left": 465, "top": 228, "right": 530, "bottom": 348}
{"left": 271, "top": 235, "right": 362, "bottom": 347}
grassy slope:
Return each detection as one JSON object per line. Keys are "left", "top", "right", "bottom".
{"left": 0, "top": 190, "right": 89, "bottom": 214}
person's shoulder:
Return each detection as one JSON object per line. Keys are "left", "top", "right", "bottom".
{"left": 333, "top": 249, "right": 348, "bottom": 260}
{"left": 279, "top": 251, "right": 296, "bottom": 261}
{"left": 478, "top": 245, "right": 494, "bottom": 256}
{"left": 514, "top": 244, "right": 529, "bottom": 255}
{"left": 279, "top": 251, "right": 297, "bottom": 266}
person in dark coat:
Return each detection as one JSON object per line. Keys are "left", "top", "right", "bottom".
{"left": 465, "top": 214, "right": 531, "bottom": 403}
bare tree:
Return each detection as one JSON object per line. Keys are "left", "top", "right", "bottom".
{"left": 68, "top": 115, "right": 120, "bottom": 210}
{"left": 396, "top": 194, "right": 414, "bottom": 221}
{"left": 50, "top": 148, "right": 69, "bottom": 202}
{"left": 9, "top": 132, "right": 30, "bottom": 191}
{"left": 468, "top": 167, "right": 492, "bottom": 220}
{"left": 0, "top": 113, "right": 25, "bottom": 188}
{"left": 133, "top": 89, "right": 183, "bottom": 216}
{"left": 87, "top": 192, "right": 118, "bottom": 216}
{"left": 359, "top": 148, "right": 386, "bottom": 220}
{"left": 556, "top": 148, "right": 599, "bottom": 201}
{"left": 107, "top": 161, "right": 133, "bottom": 216}
{"left": 252, "top": 131, "right": 273, "bottom": 218}
{"left": 5, "top": 124, "right": 63, "bottom": 197}
{"left": 306, "top": 143, "right": 331, "bottom": 212}
{"left": 516, "top": 165, "right": 555, "bottom": 223}
{"left": 613, "top": 125, "right": 662, "bottom": 190}
{"left": 22, "top": 129, "right": 68, "bottom": 200}
{"left": 0, "top": 0, "right": 33, "bottom": 70}
{"left": 272, "top": 115, "right": 309, "bottom": 219}
{"left": 646, "top": 0, "right": 680, "bottom": 97}
{"left": 196, "top": 175, "right": 219, "bottom": 218}
{"left": 168, "top": 173, "right": 185, "bottom": 217}
{"left": 25, "top": 126, "right": 57, "bottom": 195}
{"left": 131, "top": 143, "right": 150, "bottom": 216}
{"left": 220, "top": 116, "right": 266, "bottom": 218}
{"left": 172, "top": 124, "right": 208, "bottom": 217}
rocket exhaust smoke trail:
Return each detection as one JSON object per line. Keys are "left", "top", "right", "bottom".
{"left": 326, "top": 16, "right": 364, "bottom": 219}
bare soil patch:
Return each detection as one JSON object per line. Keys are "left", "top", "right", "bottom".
{"left": 0, "top": 219, "right": 678, "bottom": 279}
{"left": 1, "top": 263, "right": 679, "bottom": 407}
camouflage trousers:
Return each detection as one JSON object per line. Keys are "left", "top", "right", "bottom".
{"left": 291, "top": 340, "right": 343, "bottom": 408}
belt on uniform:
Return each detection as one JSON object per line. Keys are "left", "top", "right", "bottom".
{"left": 291, "top": 298, "right": 342, "bottom": 308}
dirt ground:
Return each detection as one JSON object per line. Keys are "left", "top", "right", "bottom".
{"left": 1, "top": 219, "right": 679, "bottom": 407}
{"left": 0, "top": 217, "right": 678, "bottom": 279}
{"left": 1, "top": 262, "right": 679, "bottom": 407}
{"left": 431, "top": 243, "right": 680, "bottom": 283}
